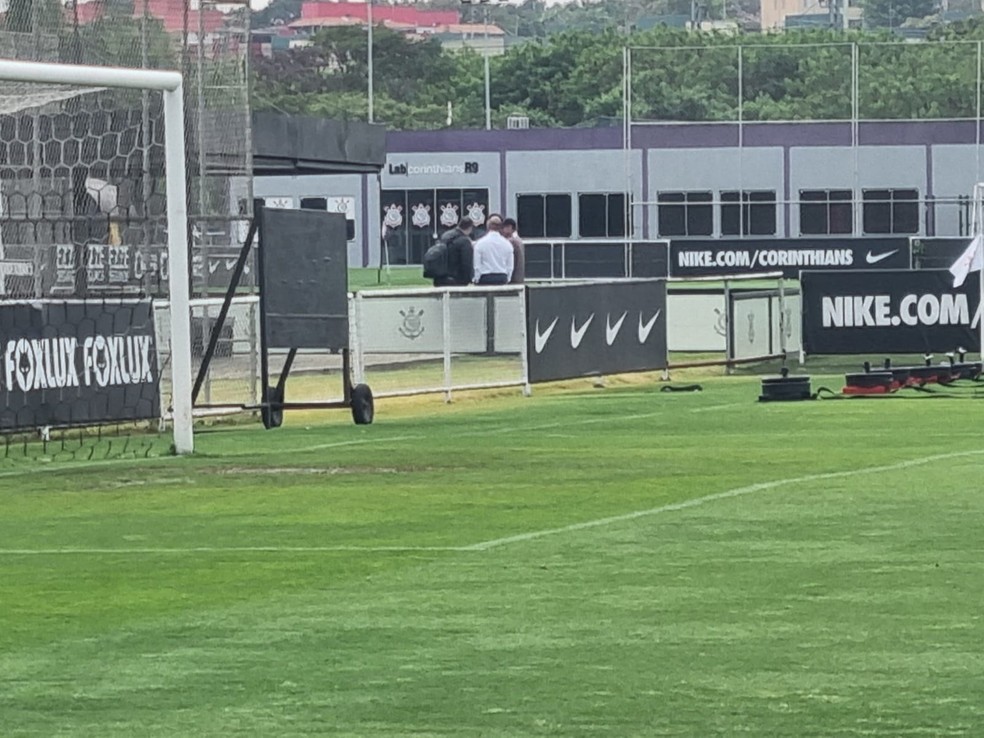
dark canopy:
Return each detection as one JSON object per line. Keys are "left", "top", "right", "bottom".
{"left": 252, "top": 112, "right": 387, "bottom": 176}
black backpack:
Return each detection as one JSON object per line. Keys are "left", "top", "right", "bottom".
{"left": 422, "top": 231, "right": 454, "bottom": 279}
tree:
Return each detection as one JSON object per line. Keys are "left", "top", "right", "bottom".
{"left": 863, "top": 0, "right": 936, "bottom": 29}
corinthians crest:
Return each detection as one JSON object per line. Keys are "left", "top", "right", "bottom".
{"left": 399, "top": 306, "right": 425, "bottom": 340}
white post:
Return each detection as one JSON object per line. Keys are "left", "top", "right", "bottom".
{"left": 368, "top": 0, "right": 374, "bottom": 124}
{"left": 442, "top": 290, "right": 453, "bottom": 403}
{"left": 164, "top": 86, "right": 194, "bottom": 455}
{"left": 977, "top": 184, "right": 984, "bottom": 360}
{"left": 483, "top": 3, "right": 491, "bottom": 130}
{"left": 352, "top": 291, "right": 366, "bottom": 385}
{"left": 0, "top": 61, "right": 193, "bottom": 454}
{"left": 520, "top": 286, "right": 531, "bottom": 396}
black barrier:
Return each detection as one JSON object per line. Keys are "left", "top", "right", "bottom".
{"left": 670, "top": 238, "right": 912, "bottom": 278}
{"left": 801, "top": 269, "right": 980, "bottom": 355}
{"left": 258, "top": 207, "right": 349, "bottom": 350}
{"left": 910, "top": 237, "right": 972, "bottom": 271}
{"left": 526, "top": 279, "right": 667, "bottom": 383}
{"left": 0, "top": 300, "right": 160, "bottom": 431}
{"left": 524, "top": 241, "right": 669, "bottom": 280}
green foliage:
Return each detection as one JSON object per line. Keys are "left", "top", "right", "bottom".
{"left": 863, "top": 0, "right": 936, "bottom": 28}
{"left": 4, "top": 0, "right": 62, "bottom": 34}
{"left": 71, "top": 14, "right": 176, "bottom": 69}
{"left": 252, "top": 18, "right": 984, "bottom": 130}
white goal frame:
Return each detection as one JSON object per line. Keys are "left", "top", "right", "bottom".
{"left": 0, "top": 60, "right": 193, "bottom": 454}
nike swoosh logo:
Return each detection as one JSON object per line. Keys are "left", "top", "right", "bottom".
{"left": 534, "top": 317, "right": 558, "bottom": 354}
{"left": 866, "top": 249, "right": 898, "bottom": 265}
{"left": 570, "top": 314, "right": 595, "bottom": 349}
{"left": 605, "top": 311, "right": 627, "bottom": 345}
{"left": 638, "top": 310, "right": 661, "bottom": 343}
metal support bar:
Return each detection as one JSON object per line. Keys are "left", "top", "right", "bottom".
{"left": 276, "top": 348, "right": 298, "bottom": 396}
{"left": 191, "top": 216, "right": 258, "bottom": 404}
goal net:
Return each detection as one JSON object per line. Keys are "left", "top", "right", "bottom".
{"left": 0, "top": 60, "right": 194, "bottom": 456}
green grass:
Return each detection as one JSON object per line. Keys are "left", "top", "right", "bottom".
{"left": 2, "top": 378, "right": 984, "bottom": 735}
{"left": 349, "top": 266, "right": 429, "bottom": 291}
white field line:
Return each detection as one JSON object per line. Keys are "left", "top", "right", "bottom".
{"left": 461, "top": 447, "right": 984, "bottom": 551}
{"left": 1, "top": 447, "right": 980, "bottom": 557}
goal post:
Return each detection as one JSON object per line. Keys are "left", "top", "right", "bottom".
{"left": 0, "top": 60, "right": 193, "bottom": 454}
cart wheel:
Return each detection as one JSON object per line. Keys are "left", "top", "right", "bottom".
{"left": 262, "top": 385, "right": 284, "bottom": 429}
{"left": 351, "top": 383, "right": 374, "bottom": 425}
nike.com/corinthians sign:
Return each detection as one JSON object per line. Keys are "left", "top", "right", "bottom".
{"left": 526, "top": 280, "right": 668, "bottom": 383}
{"left": 670, "top": 238, "right": 911, "bottom": 278}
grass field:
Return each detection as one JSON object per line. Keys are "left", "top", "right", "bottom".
{"left": 3, "top": 376, "right": 984, "bottom": 736}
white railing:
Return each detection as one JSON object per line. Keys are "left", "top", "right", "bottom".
{"left": 351, "top": 284, "right": 529, "bottom": 402}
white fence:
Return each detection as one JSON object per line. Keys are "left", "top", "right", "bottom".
{"left": 152, "top": 277, "right": 796, "bottom": 415}
{"left": 350, "top": 285, "right": 529, "bottom": 401}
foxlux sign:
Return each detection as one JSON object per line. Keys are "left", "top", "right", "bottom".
{"left": 801, "top": 270, "right": 979, "bottom": 355}
{"left": 0, "top": 300, "right": 160, "bottom": 431}
{"left": 670, "top": 238, "right": 911, "bottom": 278}
{"left": 526, "top": 279, "right": 667, "bottom": 383}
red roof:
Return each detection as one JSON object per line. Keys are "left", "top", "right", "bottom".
{"left": 68, "top": 1, "right": 105, "bottom": 25}
{"left": 300, "top": 1, "right": 459, "bottom": 27}
{"left": 140, "top": 0, "right": 226, "bottom": 34}
{"left": 68, "top": 0, "right": 226, "bottom": 34}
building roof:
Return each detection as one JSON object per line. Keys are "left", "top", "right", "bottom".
{"left": 428, "top": 23, "right": 506, "bottom": 37}
{"left": 288, "top": 16, "right": 415, "bottom": 30}
{"left": 299, "top": 1, "right": 459, "bottom": 27}
{"left": 68, "top": 0, "right": 226, "bottom": 34}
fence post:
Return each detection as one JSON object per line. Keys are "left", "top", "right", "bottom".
{"left": 442, "top": 289, "right": 452, "bottom": 403}
{"left": 778, "top": 276, "right": 787, "bottom": 358}
{"left": 351, "top": 291, "right": 365, "bottom": 386}
{"left": 520, "top": 285, "right": 532, "bottom": 396}
{"left": 724, "top": 278, "right": 733, "bottom": 375}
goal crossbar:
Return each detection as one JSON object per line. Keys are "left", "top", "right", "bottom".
{"left": 0, "top": 60, "right": 193, "bottom": 454}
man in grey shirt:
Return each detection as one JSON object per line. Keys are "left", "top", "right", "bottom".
{"left": 502, "top": 217, "right": 524, "bottom": 284}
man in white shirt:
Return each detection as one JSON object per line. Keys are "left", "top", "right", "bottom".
{"left": 472, "top": 214, "right": 514, "bottom": 285}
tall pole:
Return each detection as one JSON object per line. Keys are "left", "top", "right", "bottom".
{"left": 368, "top": 0, "right": 374, "bottom": 123}
{"left": 484, "top": 4, "right": 491, "bottom": 130}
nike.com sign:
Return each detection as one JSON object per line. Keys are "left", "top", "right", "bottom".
{"left": 801, "top": 270, "right": 980, "bottom": 355}
{"left": 670, "top": 238, "right": 910, "bottom": 278}
{"left": 822, "top": 294, "right": 970, "bottom": 328}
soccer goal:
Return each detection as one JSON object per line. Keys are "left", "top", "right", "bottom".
{"left": 0, "top": 60, "right": 193, "bottom": 454}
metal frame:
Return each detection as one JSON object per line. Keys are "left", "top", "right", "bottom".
{"left": 0, "top": 60, "right": 193, "bottom": 454}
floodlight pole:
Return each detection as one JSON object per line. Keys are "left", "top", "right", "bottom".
{"left": 484, "top": 4, "right": 491, "bottom": 130}
{"left": 0, "top": 61, "right": 194, "bottom": 455}
{"left": 368, "top": 0, "right": 374, "bottom": 123}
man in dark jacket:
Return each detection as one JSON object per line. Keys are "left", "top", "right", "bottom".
{"left": 433, "top": 217, "right": 475, "bottom": 287}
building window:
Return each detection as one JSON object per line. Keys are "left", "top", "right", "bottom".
{"left": 517, "top": 194, "right": 572, "bottom": 238}
{"left": 381, "top": 188, "right": 489, "bottom": 264}
{"left": 657, "top": 191, "right": 713, "bottom": 237}
{"left": 862, "top": 189, "right": 919, "bottom": 235}
{"left": 721, "top": 190, "right": 776, "bottom": 236}
{"left": 578, "top": 193, "right": 628, "bottom": 237}
{"left": 799, "top": 189, "right": 853, "bottom": 235}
